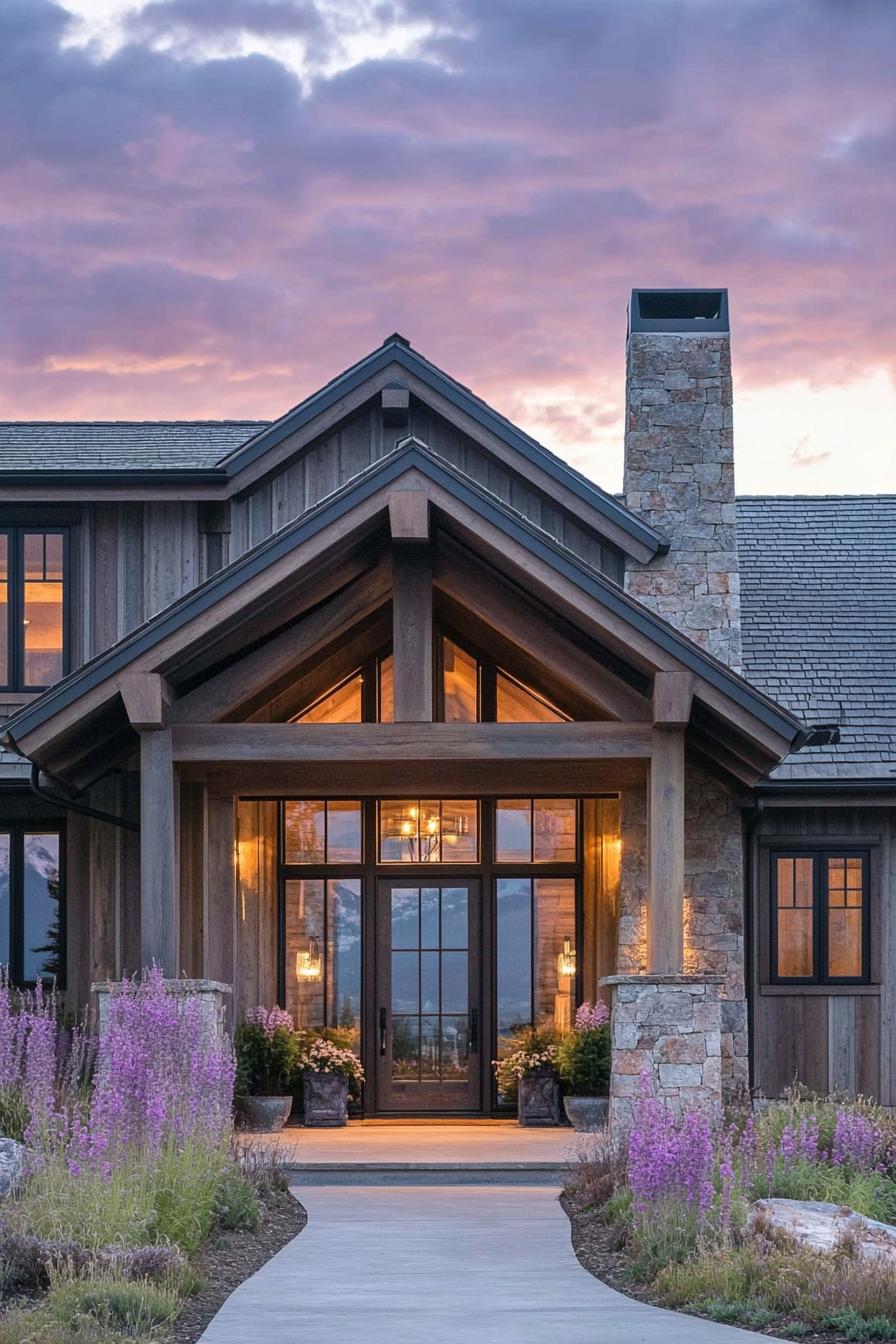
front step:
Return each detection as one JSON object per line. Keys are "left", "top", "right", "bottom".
{"left": 288, "top": 1162, "right": 567, "bottom": 1187}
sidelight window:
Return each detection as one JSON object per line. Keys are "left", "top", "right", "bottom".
{"left": 771, "top": 850, "right": 870, "bottom": 984}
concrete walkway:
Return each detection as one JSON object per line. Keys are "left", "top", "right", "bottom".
{"left": 199, "top": 1184, "right": 787, "bottom": 1343}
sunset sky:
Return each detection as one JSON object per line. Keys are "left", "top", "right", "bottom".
{"left": 1, "top": 0, "right": 894, "bottom": 494}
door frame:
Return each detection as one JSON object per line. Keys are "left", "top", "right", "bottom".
{"left": 277, "top": 796, "right": 585, "bottom": 1116}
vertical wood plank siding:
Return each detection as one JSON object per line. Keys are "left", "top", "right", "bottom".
{"left": 753, "top": 806, "right": 892, "bottom": 1103}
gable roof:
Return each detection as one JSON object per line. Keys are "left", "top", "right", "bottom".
{"left": 3, "top": 440, "right": 804, "bottom": 781}
{"left": 0, "top": 336, "right": 664, "bottom": 561}
{"left": 738, "top": 495, "right": 896, "bottom": 783}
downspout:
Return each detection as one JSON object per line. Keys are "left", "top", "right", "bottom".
{"left": 742, "top": 796, "right": 765, "bottom": 1095}
{"left": 5, "top": 724, "right": 142, "bottom": 832}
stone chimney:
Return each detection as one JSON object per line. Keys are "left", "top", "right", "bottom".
{"left": 622, "top": 289, "right": 741, "bottom": 672}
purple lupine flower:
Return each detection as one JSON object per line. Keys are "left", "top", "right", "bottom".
{"left": 830, "top": 1109, "right": 880, "bottom": 1171}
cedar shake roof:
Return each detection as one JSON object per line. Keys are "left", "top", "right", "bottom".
{"left": 737, "top": 495, "right": 896, "bottom": 783}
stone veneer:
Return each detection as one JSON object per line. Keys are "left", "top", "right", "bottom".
{"left": 601, "top": 973, "right": 724, "bottom": 1130}
{"left": 92, "top": 978, "right": 232, "bottom": 1037}
{"left": 623, "top": 331, "right": 742, "bottom": 673}
{"left": 615, "top": 766, "right": 748, "bottom": 1102}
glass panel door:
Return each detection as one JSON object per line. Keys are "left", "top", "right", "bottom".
{"left": 376, "top": 880, "right": 481, "bottom": 1113}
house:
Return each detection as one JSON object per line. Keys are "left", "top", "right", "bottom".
{"left": 1, "top": 289, "right": 893, "bottom": 1119}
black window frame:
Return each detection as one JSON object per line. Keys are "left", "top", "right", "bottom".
{"left": 770, "top": 847, "right": 871, "bottom": 987}
{"left": 0, "top": 820, "right": 66, "bottom": 988}
{"left": 0, "top": 527, "right": 70, "bottom": 693}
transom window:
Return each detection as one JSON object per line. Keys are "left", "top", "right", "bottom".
{"left": 0, "top": 530, "right": 67, "bottom": 691}
{"left": 771, "top": 849, "right": 870, "bottom": 984}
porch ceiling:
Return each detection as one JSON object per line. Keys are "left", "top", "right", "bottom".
{"left": 2, "top": 442, "right": 806, "bottom": 790}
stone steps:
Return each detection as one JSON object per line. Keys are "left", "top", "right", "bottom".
{"left": 288, "top": 1162, "right": 567, "bottom": 1187}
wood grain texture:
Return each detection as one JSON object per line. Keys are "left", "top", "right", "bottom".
{"left": 139, "top": 729, "right": 177, "bottom": 974}
{"left": 647, "top": 727, "right": 685, "bottom": 974}
{"left": 392, "top": 543, "right": 432, "bottom": 721}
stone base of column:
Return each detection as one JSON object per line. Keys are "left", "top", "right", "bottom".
{"left": 92, "top": 978, "right": 232, "bottom": 1038}
{"left": 600, "top": 973, "right": 725, "bottom": 1132}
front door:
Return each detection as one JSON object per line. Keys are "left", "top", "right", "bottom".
{"left": 375, "top": 880, "right": 481, "bottom": 1113}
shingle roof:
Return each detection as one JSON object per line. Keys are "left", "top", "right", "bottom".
{"left": 738, "top": 495, "right": 896, "bottom": 783}
{"left": 0, "top": 421, "right": 268, "bottom": 471}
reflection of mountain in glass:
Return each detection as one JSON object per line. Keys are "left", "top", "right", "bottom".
{"left": 24, "top": 834, "right": 61, "bottom": 983}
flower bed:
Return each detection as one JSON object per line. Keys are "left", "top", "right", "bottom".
{"left": 0, "top": 969, "right": 302, "bottom": 1344}
{"left": 564, "top": 1077, "right": 896, "bottom": 1341}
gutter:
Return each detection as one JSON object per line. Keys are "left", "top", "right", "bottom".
{"left": 4, "top": 720, "right": 141, "bottom": 833}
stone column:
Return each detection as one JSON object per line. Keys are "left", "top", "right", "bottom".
{"left": 601, "top": 973, "right": 724, "bottom": 1131}
{"left": 92, "top": 978, "right": 232, "bottom": 1038}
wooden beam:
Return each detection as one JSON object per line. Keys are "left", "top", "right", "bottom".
{"left": 118, "top": 672, "right": 169, "bottom": 730}
{"left": 183, "top": 758, "right": 647, "bottom": 795}
{"left": 169, "top": 561, "right": 391, "bottom": 724}
{"left": 652, "top": 671, "right": 695, "bottom": 729}
{"left": 392, "top": 544, "right": 433, "bottom": 722}
{"left": 247, "top": 612, "right": 391, "bottom": 723}
{"left": 434, "top": 543, "right": 651, "bottom": 722}
{"left": 388, "top": 489, "right": 430, "bottom": 542}
{"left": 171, "top": 721, "right": 653, "bottom": 764}
{"left": 139, "top": 729, "right": 177, "bottom": 975}
{"left": 382, "top": 386, "right": 410, "bottom": 428}
{"left": 647, "top": 727, "right": 685, "bottom": 974}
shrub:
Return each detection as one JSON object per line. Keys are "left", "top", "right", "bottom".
{"left": 564, "top": 1134, "right": 627, "bottom": 1212}
{"left": 45, "top": 1277, "right": 181, "bottom": 1335}
{"left": 556, "top": 1021, "right": 610, "bottom": 1097}
{"left": 235, "top": 1007, "right": 299, "bottom": 1096}
{"left": 492, "top": 1023, "right": 559, "bottom": 1095}
{"left": 0, "top": 1227, "right": 183, "bottom": 1291}
{"left": 213, "top": 1165, "right": 260, "bottom": 1232}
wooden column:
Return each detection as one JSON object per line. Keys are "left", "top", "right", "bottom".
{"left": 139, "top": 727, "right": 178, "bottom": 975}
{"left": 204, "top": 791, "right": 237, "bottom": 994}
{"left": 647, "top": 727, "right": 685, "bottom": 974}
{"left": 391, "top": 492, "right": 432, "bottom": 722}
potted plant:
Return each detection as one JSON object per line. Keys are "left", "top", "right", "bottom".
{"left": 493, "top": 1024, "right": 561, "bottom": 1126}
{"left": 557, "top": 1000, "right": 611, "bottom": 1131}
{"left": 298, "top": 1030, "right": 364, "bottom": 1127}
{"left": 233, "top": 1006, "right": 299, "bottom": 1132}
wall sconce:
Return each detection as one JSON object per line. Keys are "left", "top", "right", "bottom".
{"left": 295, "top": 937, "right": 322, "bottom": 981}
{"left": 557, "top": 937, "right": 576, "bottom": 980}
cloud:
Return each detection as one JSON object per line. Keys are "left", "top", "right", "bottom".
{"left": 791, "top": 436, "right": 832, "bottom": 469}
{"left": 127, "top": 0, "right": 325, "bottom": 40}
{"left": 0, "top": 0, "right": 893, "bottom": 494}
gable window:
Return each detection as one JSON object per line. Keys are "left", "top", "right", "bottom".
{"left": 0, "top": 530, "right": 67, "bottom": 692}
{"left": 439, "top": 636, "right": 571, "bottom": 724}
{"left": 0, "top": 826, "right": 64, "bottom": 986}
{"left": 771, "top": 850, "right": 870, "bottom": 985}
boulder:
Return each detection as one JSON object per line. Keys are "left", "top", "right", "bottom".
{"left": 0, "top": 1137, "right": 25, "bottom": 1198}
{"left": 750, "top": 1198, "right": 896, "bottom": 1265}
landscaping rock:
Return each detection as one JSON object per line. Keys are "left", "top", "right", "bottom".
{"left": 750, "top": 1198, "right": 896, "bottom": 1265}
{"left": 0, "top": 1137, "right": 25, "bottom": 1197}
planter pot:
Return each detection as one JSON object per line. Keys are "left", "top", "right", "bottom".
{"left": 303, "top": 1071, "right": 349, "bottom": 1128}
{"left": 563, "top": 1095, "right": 609, "bottom": 1132}
{"left": 517, "top": 1070, "right": 561, "bottom": 1127}
{"left": 234, "top": 1094, "right": 293, "bottom": 1133}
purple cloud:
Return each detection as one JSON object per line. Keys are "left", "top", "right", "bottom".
{"left": 0, "top": 0, "right": 892, "bottom": 494}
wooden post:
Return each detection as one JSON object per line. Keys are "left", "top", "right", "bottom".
{"left": 647, "top": 727, "right": 685, "bottom": 974}
{"left": 392, "top": 543, "right": 433, "bottom": 722}
{"left": 204, "top": 791, "right": 237, "bottom": 996}
{"left": 139, "top": 728, "right": 178, "bottom": 975}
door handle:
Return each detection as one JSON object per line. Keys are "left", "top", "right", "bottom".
{"left": 470, "top": 1007, "right": 479, "bottom": 1054}
{"left": 379, "top": 1006, "right": 387, "bottom": 1057}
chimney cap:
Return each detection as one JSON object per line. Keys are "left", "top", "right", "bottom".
{"left": 629, "top": 288, "right": 729, "bottom": 335}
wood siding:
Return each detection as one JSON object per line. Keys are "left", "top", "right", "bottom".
{"left": 752, "top": 806, "right": 895, "bottom": 1103}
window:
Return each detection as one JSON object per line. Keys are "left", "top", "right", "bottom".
{"left": 379, "top": 800, "right": 478, "bottom": 863}
{"left": 283, "top": 801, "right": 363, "bottom": 864}
{"left": 0, "top": 530, "right": 67, "bottom": 691}
{"left": 0, "top": 826, "right": 64, "bottom": 985}
{"left": 289, "top": 651, "right": 393, "bottom": 723}
{"left": 495, "top": 799, "right": 578, "bottom": 863}
{"left": 284, "top": 877, "right": 361, "bottom": 1050}
{"left": 439, "top": 634, "right": 571, "bottom": 724}
{"left": 771, "top": 850, "right": 870, "bottom": 984}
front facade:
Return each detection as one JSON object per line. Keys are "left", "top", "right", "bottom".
{"left": 2, "top": 291, "right": 894, "bottom": 1115}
